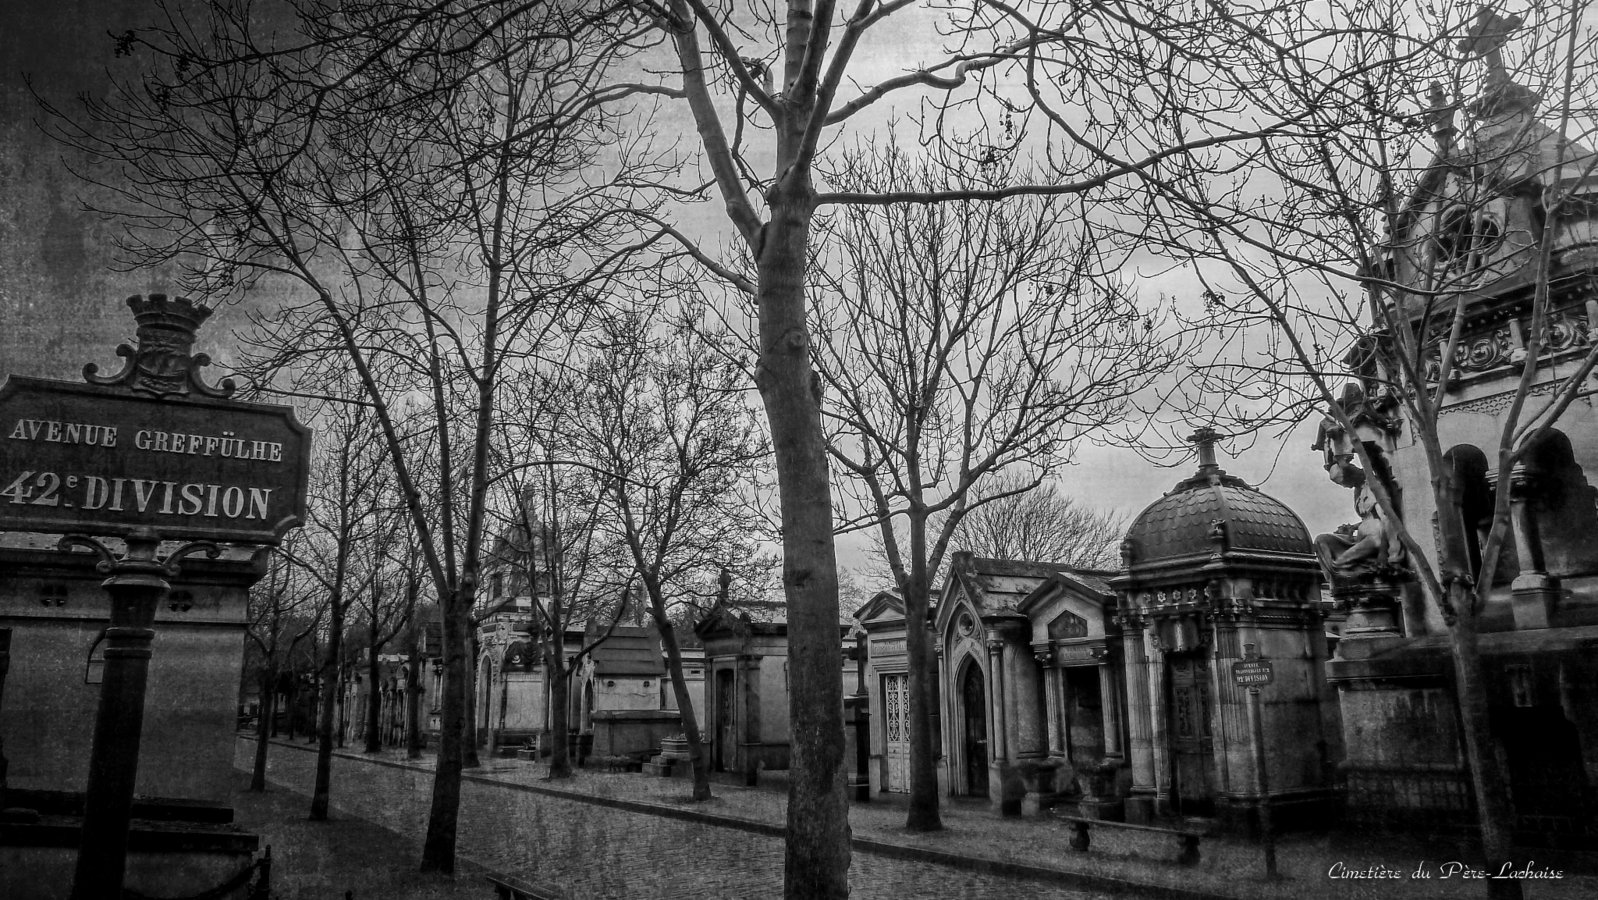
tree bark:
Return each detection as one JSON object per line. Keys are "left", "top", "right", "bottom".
{"left": 757, "top": 179, "right": 851, "bottom": 899}
{"left": 1448, "top": 591, "right": 1523, "bottom": 900}
{"left": 548, "top": 653, "right": 572, "bottom": 778}
{"left": 406, "top": 637, "right": 424, "bottom": 760}
{"left": 310, "top": 602, "right": 344, "bottom": 821}
{"left": 902, "top": 566, "right": 941, "bottom": 831}
{"left": 365, "top": 630, "right": 383, "bottom": 753}
{"left": 421, "top": 594, "right": 469, "bottom": 873}
{"left": 463, "top": 634, "right": 481, "bottom": 768}
{"left": 250, "top": 669, "right": 275, "bottom": 792}
{"left": 648, "top": 597, "right": 711, "bottom": 801}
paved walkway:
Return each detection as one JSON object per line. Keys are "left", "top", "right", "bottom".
{"left": 236, "top": 737, "right": 1594, "bottom": 900}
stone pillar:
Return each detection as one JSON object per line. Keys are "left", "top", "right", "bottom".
{"left": 1504, "top": 465, "right": 1560, "bottom": 628}
{"left": 1122, "top": 617, "right": 1156, "bottom": 822}
{"left": 1037, "top": 644, "right": 1063, "bottom": 757}
{"left": 1052, "top": 666, "right": 1069, "bottom": 758}
{"left": 984, "top": 632, "right": 1005, "bottom": 764}
{"left": 1147, "top": 638, "right": 1171, "bottom": 817}
{"left": 1098, "top": 657, "right": 1122, "bottom": 761}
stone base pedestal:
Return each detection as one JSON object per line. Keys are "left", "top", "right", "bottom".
{"left": 1124, "top": 792, "right": 1156, "bottom": 825}
{"left": 1511, "top": 574, "right": 1560, "bottom": 629}
{"left": 641, "top": 759, "right": 674, "bottom": 777}
{"left": 1334, "top": 582, "right": 1407, "bottom": 660}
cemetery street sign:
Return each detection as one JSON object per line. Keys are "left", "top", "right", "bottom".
{"left": 0, "top": 376, "right": 310, "bottom": 543}
{"left": 1232, "top": 658, "right": 1274, "bottom": 686}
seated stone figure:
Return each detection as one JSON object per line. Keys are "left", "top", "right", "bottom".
{"left": 1315, "top": 459, "right": 1405, "bottom": 588}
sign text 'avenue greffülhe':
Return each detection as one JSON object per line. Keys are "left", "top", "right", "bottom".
{"left": 0, "top": 294, "right": 310, "bottom": 544}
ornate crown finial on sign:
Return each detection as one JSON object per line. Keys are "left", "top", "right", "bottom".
{"left": 83, "top": 294, "right": 237, "bottom": 398}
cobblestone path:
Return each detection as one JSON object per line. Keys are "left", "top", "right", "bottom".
{"left": 241, "top": 742, "right": 1116, "bottom": 900}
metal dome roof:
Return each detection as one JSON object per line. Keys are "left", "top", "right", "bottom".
{"left": 1121, "top": 429, "right": 1312, "bottom": 568}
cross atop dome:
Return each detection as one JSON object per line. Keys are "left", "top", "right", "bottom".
{"left": 1189, "top": 426, "right": 1225, "bottom": 476}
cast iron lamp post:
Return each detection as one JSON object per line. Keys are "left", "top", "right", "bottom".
{"left": 63, "top": 528, "right": 218, "bottom": 900}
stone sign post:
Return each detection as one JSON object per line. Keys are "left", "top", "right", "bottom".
{"left": 1235, "top": 645, "right": 1277, "bottom": 879}
{"left": 0, "top": 294, "right": 310, "bottom": 900}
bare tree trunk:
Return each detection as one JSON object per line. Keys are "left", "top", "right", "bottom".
{"left": 285, "top": 682, "right": 297, "bottom": 741}
{"left": 336, "top": 670, "right": 346, "bottom": 749}
{"left": 310, "top": 604, "right": 344, "bottom": 821}
{"left": 649, "top": 599, "right": 711, "bottom": 801}
{"left": 250, "top": 669, "right": 275, "bottom": 792}
{"left": 902, "top": 566, "right": 941, "bottom": 831}
{"left": 406, "top": 638, "right": 424, "bottom": 760}
{"left": 421, "top": 597, "right": 469, "bottom": 873}
{"left": 365, "top": 631, "right": 383, "bottom": 753}
{"left": 1448, "top": 591, "right": 1523, "bottom": 900}
{"left": 757, "top": 182, "right": 850, "bottom": 899}
{"left": 463, "top": 634, "right": 481, "bottom": 768}
{"left": 548, "top": 657, "right": 572, "bottom": 778}
{"left": 306, "top": 672, "right": 319, "bottom": 744}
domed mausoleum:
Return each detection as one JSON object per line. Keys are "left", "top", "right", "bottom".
{"left": 1111, "top": 428, "right": 1339, "bottom": 829}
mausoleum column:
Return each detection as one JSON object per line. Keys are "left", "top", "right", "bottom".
{"left": 1501, "top": 465, "right": 1560, "bottom": 628}
{"left": 986, "top": 630, "right": 1007, "bottom": 761}
{"left": 1122, "top": 616, "right": 1154, "bottom": 791}
{"left": 1036, "top": 644, "right": 1063, "bottom": 757}
{"left": 1097, "top": 655, "right": 1123, "bottom": 761}
{"left": 1146, "top": 634, "right": 1171, "bottom": 815}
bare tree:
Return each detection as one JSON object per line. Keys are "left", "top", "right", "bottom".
{"left": 616, "top": 3, "right": 1313, "bottom": 888}
{"left": 45, "top": 0, "right": 658, "bottom": 872}
{"left": 949, "top": 472, "right": 1125, "bottom": 570}
{"left": 490, "top": 461, "right": 630, "bottom": 779}
{"left": 53, "top": 1, "right": 1337, "bottom": 889}
{"left": 281, "top": 397, "right": 396, "bottom": 821}
{"left": 1118, "top": 5, "right": 1598, "bottom": 895}
{"left": 243, "top": 540, "right": 321, "bottom": 792}
{"left": 356, "top": 528, "right": 421, "bottom": 754}
{"left": 813, "top": 147, "right": 1174, "bottom": 831}
{"left": 569, "top": 308, "right": 772, "bottom": 800}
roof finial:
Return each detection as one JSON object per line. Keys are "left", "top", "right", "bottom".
{"left": 1458, "top": 6, "right": 1537, "bottom": 117}
{"left": 1458, "top": 6, "right": 1521, "bottom": 81}
{"left": 1189, "top": 426, "right": 1224, "bottom": 476}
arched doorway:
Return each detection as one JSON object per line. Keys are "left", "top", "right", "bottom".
{"left": 959, "top": 662, "right": 988, "bottom": 797}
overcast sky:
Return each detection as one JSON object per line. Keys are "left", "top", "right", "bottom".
{"left": 0, "top": 1, "right": 1357, "bottom": 582}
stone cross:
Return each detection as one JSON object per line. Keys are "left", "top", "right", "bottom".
{"left": 1457, "top": 7, "right": 1523, "bottom": 83}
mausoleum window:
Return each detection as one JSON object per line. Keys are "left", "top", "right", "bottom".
{"left": 1430, "top": 205, "right": 1503, "bottom": 284}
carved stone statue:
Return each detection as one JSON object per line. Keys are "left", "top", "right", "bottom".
{"left": 1312, "top": 381, "right": 1408, "bottom": 592}
{"left": 1314, "top": 460, "right": 1405, "bottom": 588}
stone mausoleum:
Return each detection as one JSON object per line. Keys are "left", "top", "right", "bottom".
{"left": 1317, "top": 11, "right": 1598, "bottom": 845}
{"left": 1112, "top": 429, "right": 1338, "bottom": 828}
{"left": 859, "top": 430, "right": 1340, "bottom": 833}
